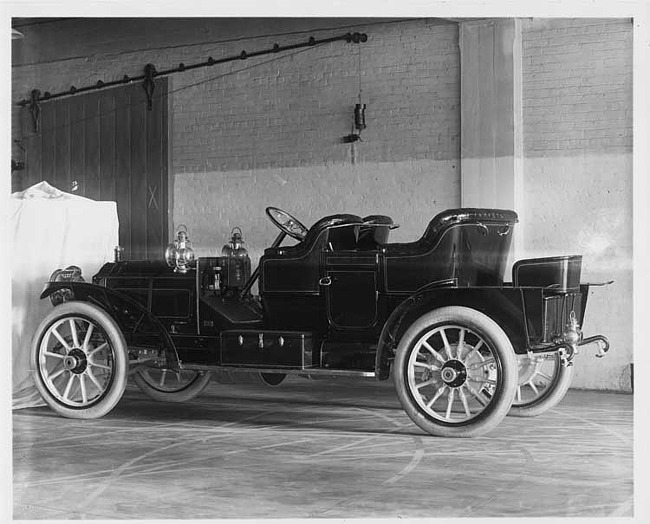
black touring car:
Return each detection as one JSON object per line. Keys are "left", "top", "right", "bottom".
{"left": 31, "top": 206, "right": 610, "bottom": 437}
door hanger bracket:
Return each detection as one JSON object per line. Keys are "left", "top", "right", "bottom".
{"left": 142, "top": 63, "right": 157, "bottom": 111}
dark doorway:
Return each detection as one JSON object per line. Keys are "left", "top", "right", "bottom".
{"left": 16, "top": 80, "right": 169, "bottom": 261}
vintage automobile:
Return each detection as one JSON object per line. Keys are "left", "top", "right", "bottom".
{"left": 31, "top": 207, "right": 610, "bottom": 437}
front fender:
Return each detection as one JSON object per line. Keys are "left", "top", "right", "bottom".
{"left": 40, "top": 282, "right": 180, "bottom": 371}
{"left": 375, "top": 285, "right": 529, "bottom": 380}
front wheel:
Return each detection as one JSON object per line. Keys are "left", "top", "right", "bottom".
{"left": 393, "top": 306, "right": 517, "bottom": 438}
{"left": 31, "top": 301, "right": 129, "bottom": 419}
{"left": 132, "top": 368, "right": 212, "bottom": 402}
{"left": 508, "top": 353, "right": 573, "bottom": 417}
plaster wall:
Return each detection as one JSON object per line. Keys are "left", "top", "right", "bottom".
{"left": 522, "top": 18, "right": 633, "bottom": 391}
{"left": 173, "top": 160, "right": 459, "bottom": 266}
{"left": 522, "top": 154, "right": 632, "bottom": 391}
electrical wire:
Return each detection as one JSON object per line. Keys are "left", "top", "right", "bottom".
{"left": 357, "top": 42, "right": 363, "bottom": 105}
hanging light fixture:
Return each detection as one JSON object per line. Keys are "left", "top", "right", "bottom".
{"left": 354, "top": 103, "right": 366, "bottom": 132}
{"left": 344, "top": 41, "right": 367, "bottom": 144}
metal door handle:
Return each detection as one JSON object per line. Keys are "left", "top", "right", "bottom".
{"left": 319, "top": 276, "right": 332, "bottom": 286}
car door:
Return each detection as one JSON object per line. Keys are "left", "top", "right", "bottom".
{"left": 321, "top": 252, "right": 380, "bottom": 330}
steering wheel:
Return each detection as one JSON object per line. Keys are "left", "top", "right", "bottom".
{"left": 266, "top": 207, "right": 309, "bottom": 241}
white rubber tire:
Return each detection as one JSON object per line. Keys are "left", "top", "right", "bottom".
{"left": 31, "top": 301, "right": 128, "bottom": 419}
{"left": 393, "top": 306, "right": 517, "bottom": 438}
{"left": 508, "top": 353, "right": 574, "bottom": 417}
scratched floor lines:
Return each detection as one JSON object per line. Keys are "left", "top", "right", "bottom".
{"left": 13, "top": 378, "right": 633, "bottom": 519}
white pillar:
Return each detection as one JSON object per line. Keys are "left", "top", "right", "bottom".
{"left": 460, "top": 18, "right": 524, "bottom": 258}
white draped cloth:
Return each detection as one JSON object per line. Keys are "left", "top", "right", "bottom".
{"left": 11, "top": 182, "right": 119, "bottom": 409}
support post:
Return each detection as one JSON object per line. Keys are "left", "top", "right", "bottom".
{"left": 459, "top": 19, "right": 524, "bottom": 259}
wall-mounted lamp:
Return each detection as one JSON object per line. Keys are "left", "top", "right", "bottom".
{"left": 12, "top": 29, "right": 24, "bottom": 40}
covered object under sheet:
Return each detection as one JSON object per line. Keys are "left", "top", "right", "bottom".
{"left": 11, "top": 182, "right": 119, "bottom": 409}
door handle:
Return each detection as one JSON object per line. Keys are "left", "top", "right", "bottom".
{"left": 319, "top": 276, "right": 332, "bottom": 286}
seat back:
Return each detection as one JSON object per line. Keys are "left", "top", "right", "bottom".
{"left": 385, "top": 208, "right": 518, "bottom": 291}
{"left": 357, "top": 215, "right": 394, "bottom": 249}
{"left": 327, "top": 220, "right": 363, "bottom": 251}
{"left": 301, "top": 214, "right": 362, "bottom": 251}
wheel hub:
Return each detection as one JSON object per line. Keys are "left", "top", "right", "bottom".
{"left": 63, "top": 348, "right": 88, "bottom": 374}
{"left": 440, "top": 360, "right": 467, "bottom": 388}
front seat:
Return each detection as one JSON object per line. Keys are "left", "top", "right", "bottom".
{"left": 260, "top": 214, "right": 362, "bottom": 294}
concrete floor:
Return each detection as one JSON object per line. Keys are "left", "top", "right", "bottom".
{"left": 13, "top": 377, "right": 633, "bottom": 519}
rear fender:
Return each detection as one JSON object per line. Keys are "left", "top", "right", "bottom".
{"left": 40, "top": 282, "right": 180, "bottom": 371}
{"left": 375, "top": 285, "right": 528, "bottom": 379}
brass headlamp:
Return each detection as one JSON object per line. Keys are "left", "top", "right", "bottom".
{"left": 165, "top": 225, "right": 195, "bottom": 273}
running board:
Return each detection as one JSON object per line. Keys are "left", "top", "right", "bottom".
{"left": 180, "top": 364, "right": 377, "bottom": 379}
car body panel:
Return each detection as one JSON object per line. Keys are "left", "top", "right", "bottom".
{"left": 39, "top": 207, "right": 604, "bottom": 379}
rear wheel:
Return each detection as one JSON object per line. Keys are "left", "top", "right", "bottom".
{"left": 393, "top": 306, "right": 517, "bottom": 437}
{"left": 259, "top": 373, "right": 286, "bottom": 386}
{"left": 508, "top": 353, "right": 573, "bottom": 417}
{"left": 31, "top": 301, "right": 128, "bottom": 419}
{"left": 132, "top": 368, "right": 212, "bottom": 402}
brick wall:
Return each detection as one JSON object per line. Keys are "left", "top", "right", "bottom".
{"left": 172, "top": 19, "right": 460, "bottom": 172}
{"left": 521, "top": 18, "right": 633, "bottom": 391}
{"left": 12, "top": 18, "right": 460, "bottom": 172}
{"left": 523, "top": 18, "right": 632, "bottom": 157}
